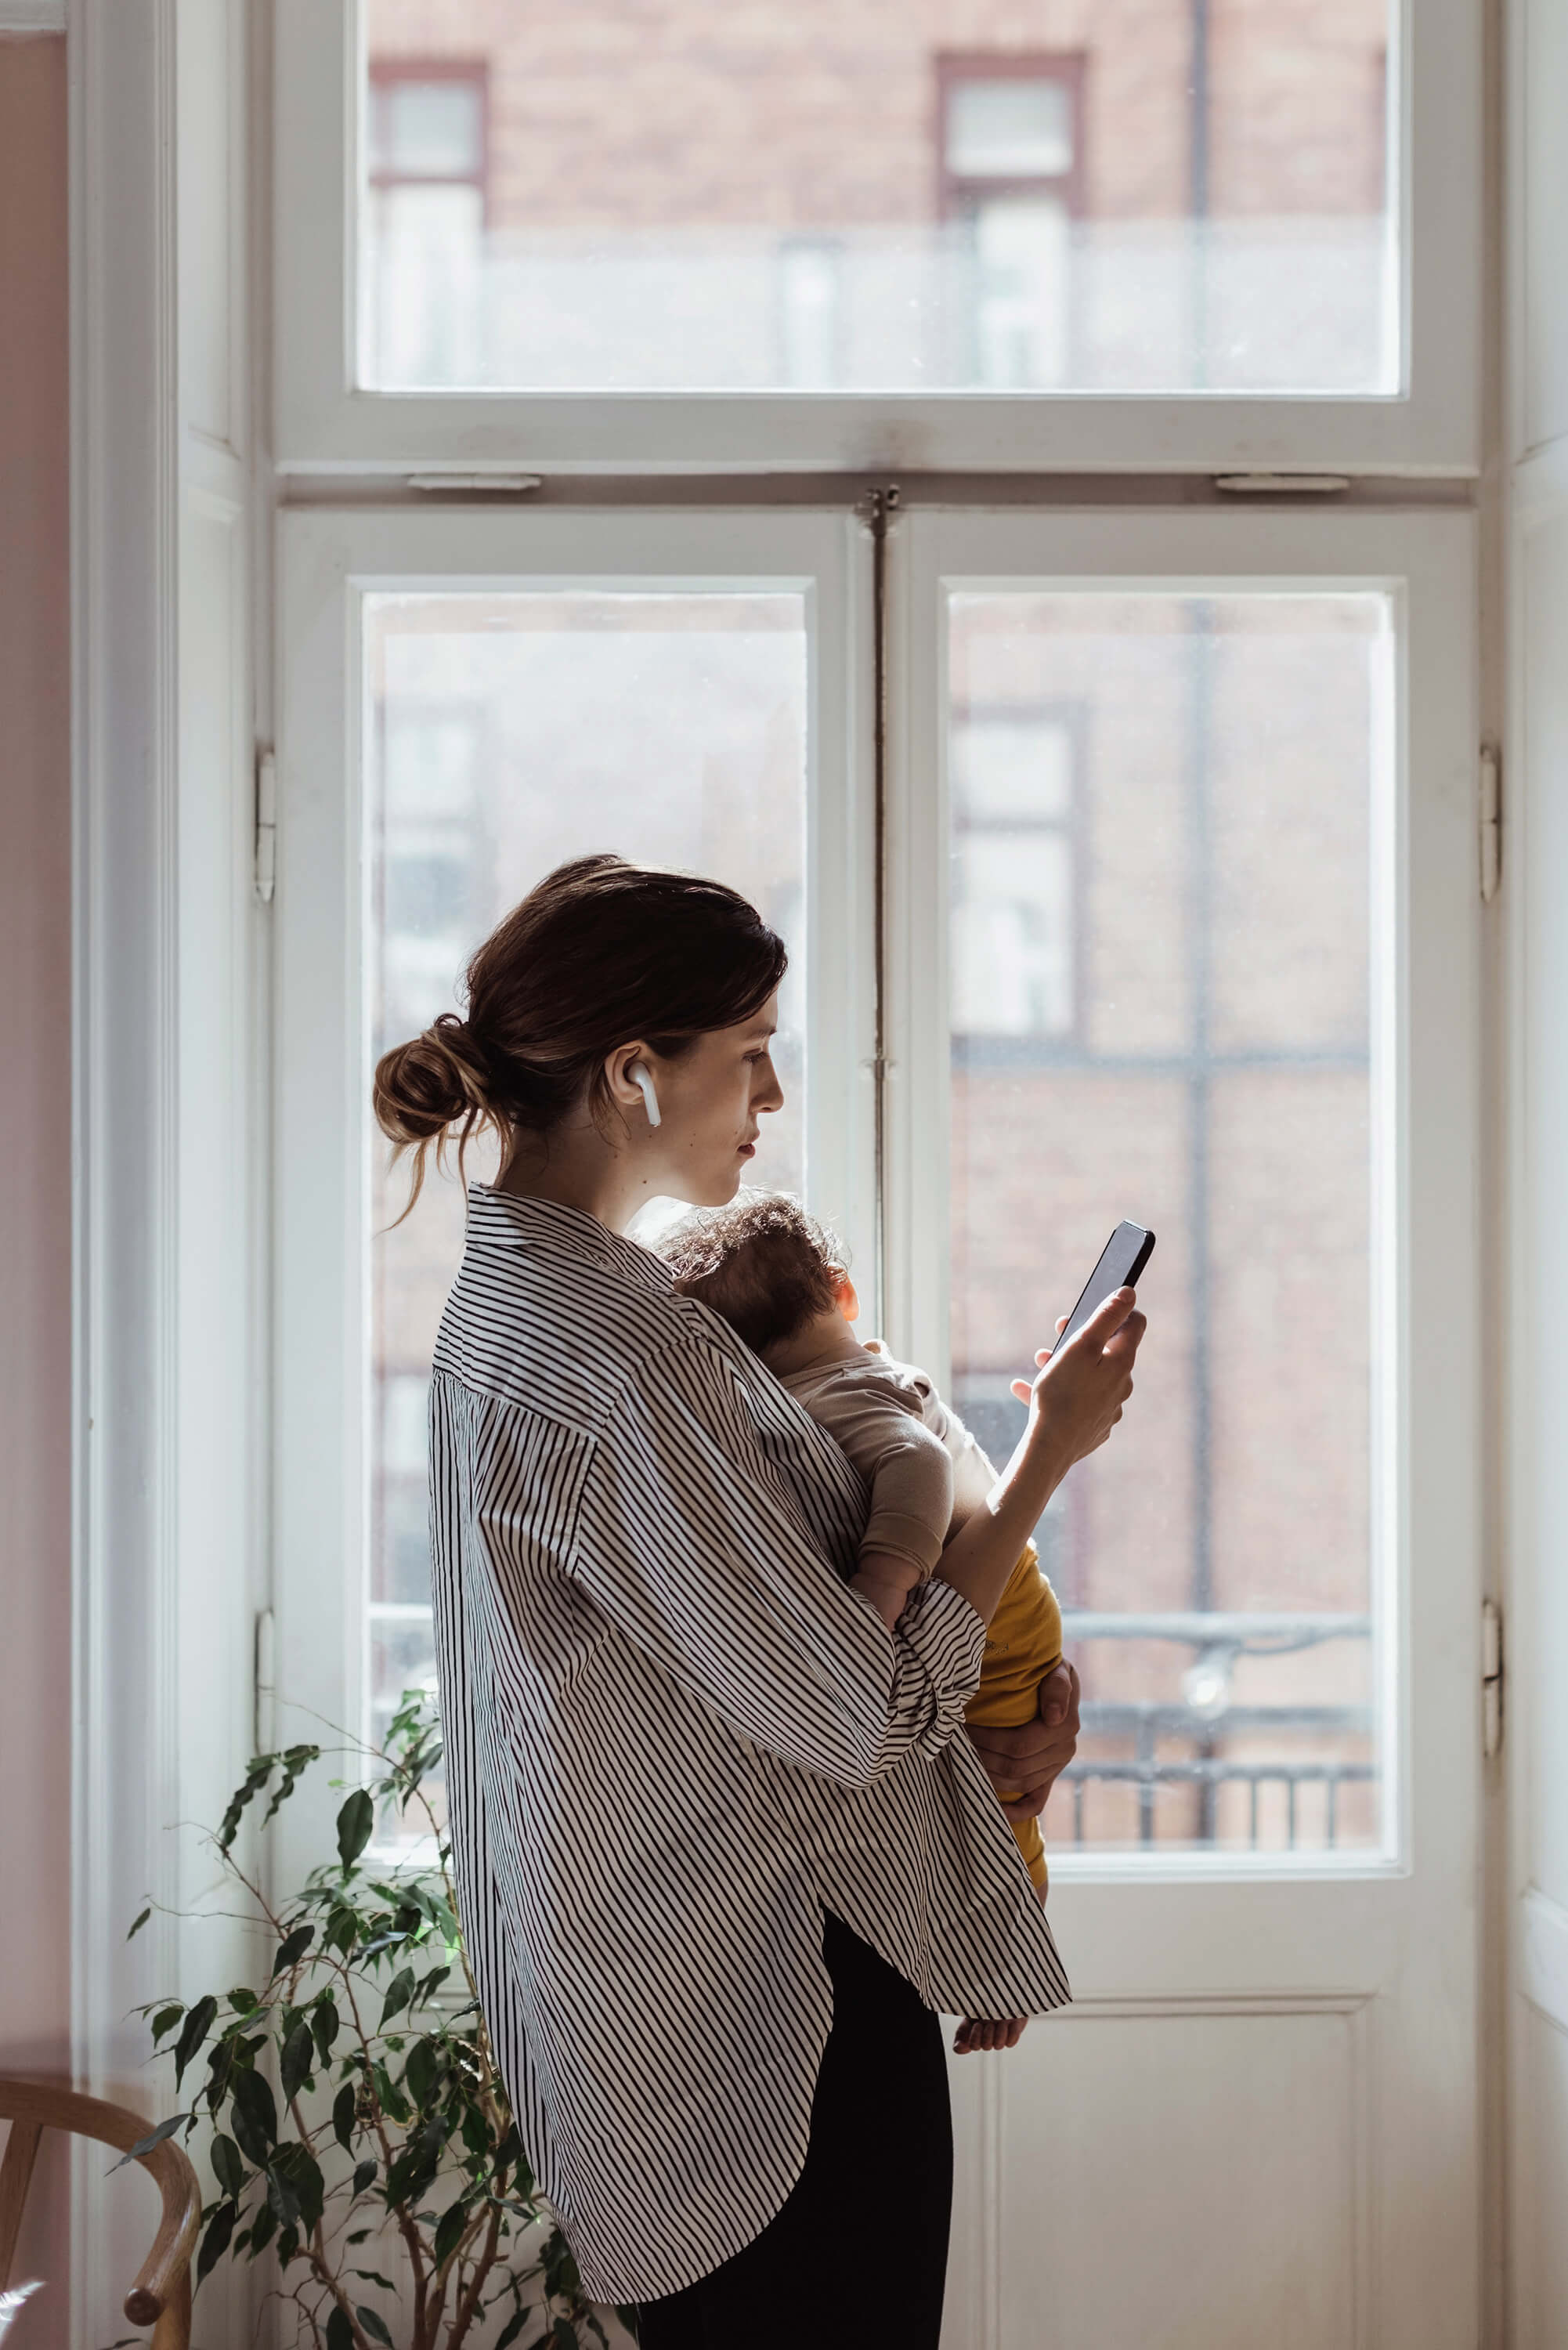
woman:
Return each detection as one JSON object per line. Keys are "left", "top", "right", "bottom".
{"left": 373, "top": 855, "right": 1144, "bottom": 2347}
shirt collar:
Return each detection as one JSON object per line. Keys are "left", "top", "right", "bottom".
{"left": 468, "top": 1184, "right": 674, "bottom": 1297}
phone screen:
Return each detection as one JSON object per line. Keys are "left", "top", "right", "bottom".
{"left": 1051, "top": 1221, "right": 1155, "bottom": 1354}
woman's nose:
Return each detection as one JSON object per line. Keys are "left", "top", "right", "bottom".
{"left": 755, "top": 1057, "right": 785, "bottom": 1113}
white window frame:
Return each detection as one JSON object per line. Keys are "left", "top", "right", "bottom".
{"left": 882, "top": 504, "right": 1477, "bottom": 1888}
{"left": 274, "top": 0, "right": 1481, "bottom": 479}
{"left": 271, "top": 503, "right": 875, "bottom": 1879}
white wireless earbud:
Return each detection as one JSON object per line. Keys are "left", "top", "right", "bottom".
{"left": 630, "top": 1064, "right": 662, "bottom": 1128}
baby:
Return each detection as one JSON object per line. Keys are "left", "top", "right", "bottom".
{"left": 656, "top": 1191, "right": 1065, "bottom": 1935}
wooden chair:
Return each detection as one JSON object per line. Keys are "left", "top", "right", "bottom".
{"left": 0, "top": 2079, "right": 201, "bottom": 2346}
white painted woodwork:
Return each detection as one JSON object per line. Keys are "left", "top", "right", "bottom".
{"left": 271, "top": 0, "right": 1482, "bottom": 479}
{"left": 1507, "top": 0, "right": 1568, "bottom": 2338}
{"left": 70, "top": 0, "right": 258, "bottom": 2339}
{"left": 997, "top": 2004, "right": 1367, "bottom": 2348}
{"left": 892, "top": 510, "right": 1480, "bottom": 2350}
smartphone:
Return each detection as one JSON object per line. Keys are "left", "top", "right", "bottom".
{"left": 1050, "top": 1221, "right": 1155, "bottom": 1354}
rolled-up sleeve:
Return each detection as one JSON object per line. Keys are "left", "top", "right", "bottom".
{"left": 565, "top": 1336, "right": 986, "bottom": 1788}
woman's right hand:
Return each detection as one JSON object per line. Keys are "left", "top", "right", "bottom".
{"left": 1011, "top": 1288, "right": 1146, "bottom": 1484}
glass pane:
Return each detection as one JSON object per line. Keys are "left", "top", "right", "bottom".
{"left": 945, "top": 79, "right": 1075, "bottom": 178}
{"left": 361, "top": 2, "right": 1392, "bottom": 393}
{"left": 366, "top": 591, "right": 810, "bottom": 1820}
{"left": 947, "top": 590, "right": 1393, "bottom": 1860}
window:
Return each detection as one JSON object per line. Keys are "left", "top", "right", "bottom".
{"left": 938, "top": 59, "right": 1083, "bottom": 389}
{"left": 276, "top": 0, "right": 1476, "bottom": 468}
{"left": 945, "top": 588, "right": 1389, "bottom": 1855}
{"left": 364, "top": 61, "right": 488, "bottom": 386}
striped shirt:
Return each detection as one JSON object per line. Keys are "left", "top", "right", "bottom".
{"left": 428, "top": 1186, "right": 1071, "bottom": 2305}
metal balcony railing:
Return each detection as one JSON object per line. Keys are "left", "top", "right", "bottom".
{"left": 1058, "top": 1610, "right": 1376, "bottom": 1850}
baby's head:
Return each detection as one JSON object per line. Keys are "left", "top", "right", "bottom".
{"left": 656, "top": 1191, "right": 854, "bottom": 1361}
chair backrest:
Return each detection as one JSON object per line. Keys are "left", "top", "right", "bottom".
{"left": 0, "top": 2077, "right": 200, "bottom": 2349}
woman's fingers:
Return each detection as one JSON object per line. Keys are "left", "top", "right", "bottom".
{"left": 952, "top": 2017, "right": 1029, "bottom": 2053}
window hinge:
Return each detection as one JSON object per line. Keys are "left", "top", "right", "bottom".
{"left": 1483, "top": 1597, "right": 1504, "bottom": 1761}
{"left": 254, "top": 1607, "right": 276, "bottom": 1757}
{"left": 254, "top": 747, "right": 277, "bottom": 905}
{"left": 1213, "top": 473, "right": 1351, "bottom": 495}
{"left": 1479, "top": 743, "right": 1502, "bottom": 904}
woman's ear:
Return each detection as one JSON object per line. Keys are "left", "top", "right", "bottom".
{"left": 605, "top": 1042, "right": 661, "bottom": 1130}
{"left": 834, "top": 1274, "right": 860, "bottom": 1324}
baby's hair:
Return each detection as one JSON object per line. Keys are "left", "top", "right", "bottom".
{"left": 656, "top": 1191, "right": 847, "bottom": 1357}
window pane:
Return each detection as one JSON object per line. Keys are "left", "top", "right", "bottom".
{"left": 945, "top": 78, "right": 1075, "bottom": 179}
{"left": 947, "top": 590, "right": 1392, "bottom": 1860}
{"left": 361, "top": 2, "right": 1392, "bottom": 393}
{"left": 366, "top": 592, "right": 809, "bottom": 1821}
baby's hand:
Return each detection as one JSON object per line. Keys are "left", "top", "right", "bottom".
{"left": 849, "top": 1547, "right": 924, "bottom": 1632}
{"left": 953, "top": 2016, "right": 1030, "bottom": 2055}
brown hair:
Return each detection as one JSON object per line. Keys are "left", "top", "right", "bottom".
{"left": 373, "top": 854, "right": 787, "bottom": 1211}
{"left": 656, "top": 1192, "right": 845, "bottom": 1357}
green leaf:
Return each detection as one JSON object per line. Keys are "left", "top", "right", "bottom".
{"left": 336, "top": 1785, "right": 376, "bottom": 1870}
{"left": 379, "top": 1966, "right": 416, "bottom": 2028}
{"left": 227, "top": 1986, "right": 259, "bottom": 2014}
{"left": 280, "top": 2016, "right": 313, "bottom": 2102}
{"left": 404, "top": 2036, "right": 439, "bottom": 2110}
{"left": 127, "top": 1904, "right": 152, "bottom": 1941}
{"left": 229, "top": 2066, "right": 277, "bottom": 2164}
{"left": 370, "top": 2061, "right": 410, "bottom": 2125}
{"left": 544, "top": 2239, "right": 580, "bottom": 2299}
{"left": 261, "top": 1741, "right": 322, "bottom": 1827}
{"left": 553, "top": 2321, "right": 577, "bottom": 2350}
{"left": 492, "top": 2312, "right": 530, "bottom": 2350}
{"left": 196, "top": 2199, "right": 237, "bottom": 2280}
{"left": 325, "top": 1905, "right": 359, "bottom": 1957}
{"left": 210, "top": 2132, "right": 244, "bottom": 2201}
{"left": 351, "top": 2157, "right": 378, "bottom": 2195}
{"left": 171, "top": 1994, "right": 217, "bottom": 2088}
{"left": 245, "top": 2195, "right": 276, "bottom": 2256}
{"left": 104, "top": 2113, "right": 190, "bottom": 2173}
{"left": 269, "top": 1922, "right": 314, "bottom": 1979}
{"left": 149, "top": 2001, "right": 185, "bottom": 2045}
{"left": 311, "top": 1994, "right": 340, "bottom": 2069}
{"left": 331, "top": 2081, "right": 358, "bottom": 2153}
{"left": 204, "top": 2035, "right": 237, "bottom": 2117}
{"left": 276, "top": 2220, "right": 301, "bottom": 2265}
{"left": 272, "top": 2140, "right": 326, "bottom": 2234}
{"left": 350, "top": 2269, "right": 397, "bottom": 2291}
{"left": 266, "top": 2164, "right": 300, "bottom": 2229}
{"left": 434, "top": 2195, "right": 471, "bottom": 2265}
{"left": 356, "top": 2307, "right": 396, "bottom": 2348}
{"left": 325, "top": 2311, "right": 354, "bottom": 2350}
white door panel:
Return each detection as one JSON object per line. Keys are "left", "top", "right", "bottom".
{"left": 903, "top": 511, "right": 1480, "bottom": 2350}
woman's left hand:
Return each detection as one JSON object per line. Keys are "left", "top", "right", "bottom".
{"left": 952, "top": 2014, "right": 1029, "bottom": 2054}
{"left": 966, "top": 1659, "right": 1081, "bottom": 1821}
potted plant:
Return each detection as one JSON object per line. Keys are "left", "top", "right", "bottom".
{"left": 126, "top": 1694, "right": 630, "bottom": 2349}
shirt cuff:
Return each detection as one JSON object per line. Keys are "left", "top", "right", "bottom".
{"left": 901, "top": 1574, "right": 988, "bottom": 1707}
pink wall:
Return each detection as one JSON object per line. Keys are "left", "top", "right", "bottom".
{"left": 0, "top": 27, "right": 74, "bottom": 2297}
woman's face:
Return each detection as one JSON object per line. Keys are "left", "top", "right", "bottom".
{"left": 645, "top": 994, "right": 784, "bottom": 1206}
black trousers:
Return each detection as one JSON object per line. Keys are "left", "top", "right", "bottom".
{"left": 635, "top": 1912, "right": 953, "bottom": 2350}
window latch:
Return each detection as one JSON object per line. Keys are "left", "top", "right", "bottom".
{"left": 1483, "top": 1598, "right": 1504, "bottom": 1762}
{"left": 1479, "top": 744, "right": 1501, "bottom": 904}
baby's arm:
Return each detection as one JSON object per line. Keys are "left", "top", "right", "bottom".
{"left": 811, "top": 1383, "right": 956, "bottom": 1632}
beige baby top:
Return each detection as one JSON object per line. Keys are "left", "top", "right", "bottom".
{"left": 777, "top": 1339, "right": 999, "bottom": 1578}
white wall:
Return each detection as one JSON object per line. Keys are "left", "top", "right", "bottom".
{"left": 0, "top": 27, "right": 74, "bottom": 2317}
{"left": 1508, "top": 0, "right": 1568, "bottom": 2340}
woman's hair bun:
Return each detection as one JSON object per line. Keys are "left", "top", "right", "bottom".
{"left": 373, "top": 1013, "right": 492, "bottom": 1148}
